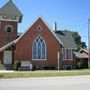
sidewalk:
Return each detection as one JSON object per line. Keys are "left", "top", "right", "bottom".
{"left": 0, "top": 70, "right": 14, "bottom": 73}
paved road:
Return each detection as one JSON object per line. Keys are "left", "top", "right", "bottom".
{"left": 0, "top": 76, "right": 90, "bottom": 90}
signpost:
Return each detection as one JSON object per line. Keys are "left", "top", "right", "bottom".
{"left": 57, "top": 51, "right": 60, "bottom": 70}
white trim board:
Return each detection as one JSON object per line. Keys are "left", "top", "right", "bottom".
{"left": 14, "top": 16, "right": 63, "bottom": 45}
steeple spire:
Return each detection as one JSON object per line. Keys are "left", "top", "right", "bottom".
{"left": 0, "top": 0, "right": 23, "bottom": 22}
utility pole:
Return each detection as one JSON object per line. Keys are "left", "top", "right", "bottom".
{"left": 88, "top": 19, "right": 90, "bottom": 68}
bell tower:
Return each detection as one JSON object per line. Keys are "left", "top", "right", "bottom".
{"left": 0, "top": 0, "right": 23, "bottom": 47}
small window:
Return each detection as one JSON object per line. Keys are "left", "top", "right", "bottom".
{"left": 63, "top": 65, "right": 67, "bottom": 70}
{"left": 68, "top": 49, "right": 73, "bottom": 60}
{"left": 5, "top": 25, "right": 13, "bottom": 33}
{"left": 2, "top": 14, "right": 9, "bottom": 19}
{"left": 37, "top": 25, "right": 42, "bottom": 31}
{"left": 10, "top": 16, "right": 16, "bottom": 20}
{"left": 62, "top": 48, "right": 67, "bottom": 60}
{"left": 68, "top": 65, "right": 73, "bottom": 69}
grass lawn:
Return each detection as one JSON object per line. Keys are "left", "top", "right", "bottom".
{"left": 0, "top": 69, "right": 90, "bottom": 79}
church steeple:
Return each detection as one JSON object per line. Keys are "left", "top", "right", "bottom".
{"left": 0, "top": 0, "right": 23, "bottom": 22}
{"left": 0, "top": 1, "right": 23, "bottom": 47}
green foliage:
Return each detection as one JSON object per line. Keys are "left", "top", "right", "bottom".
{"left": 72, "top": 32, "right": 81, "bottom": 45}
{"left": 77, "top": 62, "right": 82, "bottom": 69}
{"left": 81, "top": 42, "right": 87, "bottom": 48}
{"left": 0, "top": 70, "right": 90, "bottom": 78}
{"left": 72, "top": 31, "right": 87, "bottom": 51}
{"left": 14, "top": 61, "right": 20, "bottom": 70}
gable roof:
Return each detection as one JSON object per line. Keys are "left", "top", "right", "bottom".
{"left": 0, "top": 17, "right": 76, "bottom": 52}
{"left": 14, "top": 17, "right": 63, "bottom": 45}
{"left": 0, "top": 17, "right": 63, "bottom": 52}
{"left": 75, "top": 49, "right": 89, "bottom": 58}
{"left": 75, "top": 52, "right": 88, "bottom": 58}
{"left": 55, "top": 31, "right": 76, "bottom": 48}
{"left": 79, "top": 49, "right": 89, "bottom": 54}
{"left": 0, "top": 39, "right": 17, "bottom": 52}
{"left": 0, "top": 0, "right": 23, "bottom": 22}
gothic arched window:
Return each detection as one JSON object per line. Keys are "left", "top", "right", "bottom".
{"left": 32, "top": 36, "right": 46, "bottom": 60}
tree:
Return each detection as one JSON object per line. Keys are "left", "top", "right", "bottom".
{"left": 81, "top": 42, "right": 87, "bottom": 49}
{"left": 72, "top": 31, "right": 87, "bottom": 51}
{"left": 72, "top": 32, "right": 81, "bottom": 45}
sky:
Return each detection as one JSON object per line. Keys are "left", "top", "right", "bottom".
{"left": 0, "top": 0, "right": 90, "bottom": 46}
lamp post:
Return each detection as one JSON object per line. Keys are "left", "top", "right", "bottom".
{"left": 57, "top": 51, "right": 60, "bottom": 70}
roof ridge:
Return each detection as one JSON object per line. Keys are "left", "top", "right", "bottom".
{"left": 14, "top": 16, "right": 63, "bottom": 45}
{"left": 0, "top": 0, "right": 23, "bottom": 22}
{"left": 0, "top": 39, "right": 18, "bottom": 52}
{"left": 0, "top": 0, "right": 23, "bottom": 16}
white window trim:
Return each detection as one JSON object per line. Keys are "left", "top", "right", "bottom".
{"left": 32, "top": 59, "right": 47, "bottom": 61}
{"left": 37, "top": 25, "right": 42, "bottom": 31}
{"left": 0, "top": 15, "right": 19, "bottom": 22}
{"left": 5, "top": 25, "right": 13, "bottom": 33}
{"left": 68, "top": 49, "right": 73, "bottom": 60}
{"left": 62, "top": 48, "right": 67, "bottom": 60}
{"left": 32, "top": 35, "right": 47, "bottom": 60}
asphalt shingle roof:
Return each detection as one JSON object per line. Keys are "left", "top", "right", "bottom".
{"left": 0, "top": 0, "right": 23, "bottom": 21}
{"left": 55, "top": 31, "right": 76, "bottom": 48}
{"left": 75, "top": 52, "right": 88, "bottom": 58}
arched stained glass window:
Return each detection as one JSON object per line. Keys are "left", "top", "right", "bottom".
{"left": 32, "top": 36, "right": 46, "bottom": 60}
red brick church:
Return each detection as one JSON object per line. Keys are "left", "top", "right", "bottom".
{"left": 0, "top": 0, "right": 76, "bottom": 70}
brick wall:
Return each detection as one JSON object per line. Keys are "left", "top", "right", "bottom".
{"left": 14, "top": 18, "right": 61, "bottom": 67}
{"left": 0, "top": 21, "right": 18, "bottom": 47}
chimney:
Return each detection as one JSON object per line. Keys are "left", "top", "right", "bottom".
{"left": 55, "top": 21, "right": 57, "bottom": 32}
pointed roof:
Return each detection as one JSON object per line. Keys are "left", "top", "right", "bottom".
{"left": 14, "top": 17, "right": 63, "bottom": 45}
{"left": 0, "top": 0, "right": 23, "bottom": 22}
{"left": 0, "top": 17, "right": 63, "bottom": 52}
{"left": 75, "top": 49, "right": 89, "bottom": 58}
{"left": 0, "top": 16, "right": 76, "bottom": 52}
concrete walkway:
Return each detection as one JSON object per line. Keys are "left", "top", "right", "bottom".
{"left": 0, "top": 70, "right": 14, "bottom": 73}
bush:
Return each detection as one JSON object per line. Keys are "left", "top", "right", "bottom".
{"left": 77, "top": 62, "right": 82, "bottom": 69}
{"left": 14, "top": 61, "right": 20, "bottom": 70}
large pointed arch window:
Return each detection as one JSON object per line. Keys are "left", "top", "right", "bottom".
{"left": 32, "top": 36, "right": 46, "bottom": 60}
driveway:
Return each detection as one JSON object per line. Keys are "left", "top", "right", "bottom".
{"left": 0, "top": 75, "right": 90, "bottom": 90}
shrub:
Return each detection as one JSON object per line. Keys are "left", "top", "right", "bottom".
{"left": 77, "top": 62, "right": 82, "bottom": 69}
{"left": 14, "top": 61, "right": 20, "bottom": 70}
